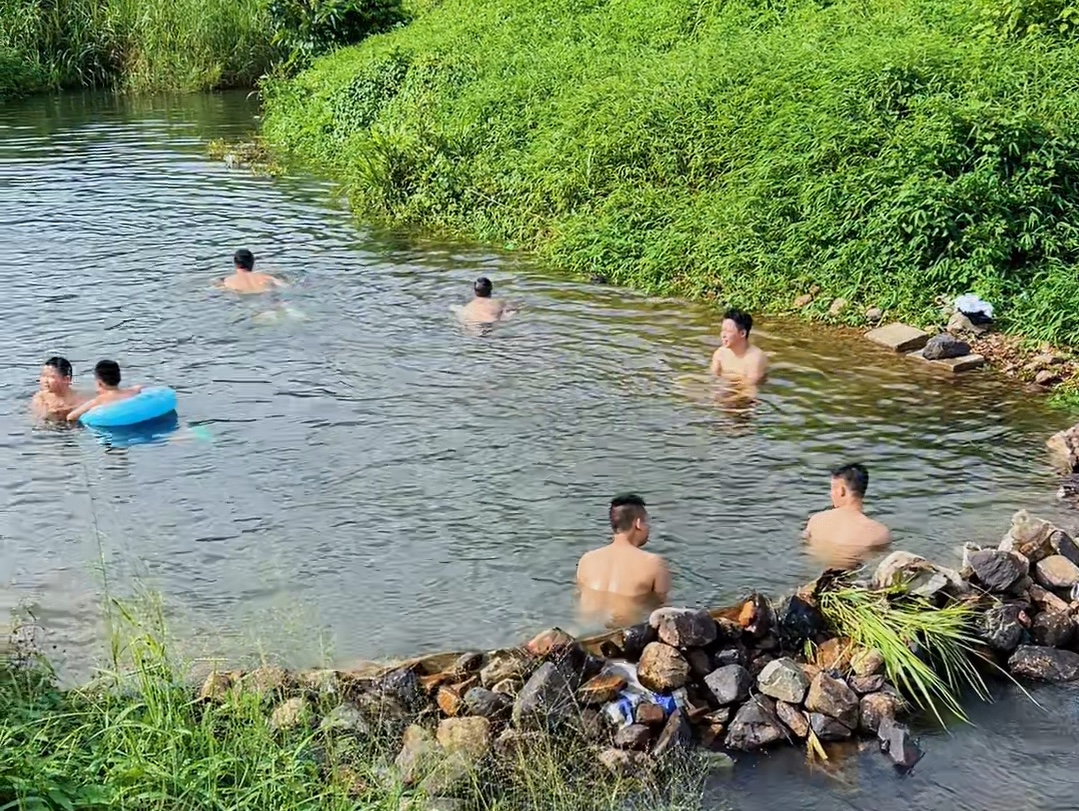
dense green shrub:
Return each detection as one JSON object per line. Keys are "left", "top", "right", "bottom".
{"left": 268, "top": 0, "right": 407, "bottom": 71}
{"left": 263, "top": 0, "right": 1079, "bottom": 344}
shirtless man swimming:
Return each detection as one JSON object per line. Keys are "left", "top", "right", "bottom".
{"left": 804, "top": 463, "right": 892, "bottom": 567}
{"left": 67, "top": 360, "right": 142, "bottom": 422}
{"left": 31, "top": 356, "right": 85, "bottom": 420}
{"left": 219, "top": 249, "right": 286, "bottom": 294}
{"left": 457, "top": 277, "right": 512, "bottom": 324}
{"left": 577, "top": 494, "right": 671, "bottom": 627}
{"left": 710, "top": 308, "right": 768, "bottom": 385}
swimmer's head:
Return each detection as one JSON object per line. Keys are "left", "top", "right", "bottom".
{"left": 40, "top": 356, "right": 72, "bottom": 393}
{"left": 830, "top": 462, "right": 869, "bottom": 507}
{"left": 94, "top": 359, "right": 121, "bottom": 390}
{"left": 610, "top": 493, "right": 650, "bottom": 547}
{"left": 474, "top": 277, "right": 493, "bottom": 298}
{"left": 721, "top": 308, "right": 752, "bottom": 349}
{"left": 234, "top": 249, "right": 255, "bottom": 272}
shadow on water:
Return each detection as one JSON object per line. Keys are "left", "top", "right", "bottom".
{"left": 1, "top": 90, "right": 1078, "bottom": 809}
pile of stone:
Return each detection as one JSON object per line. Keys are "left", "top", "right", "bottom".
{"left": 194, "top": 509, "right": 1079, "bottom": 799}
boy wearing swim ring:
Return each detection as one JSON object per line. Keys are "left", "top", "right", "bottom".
{"left": 31, "top": 356, "right": 85, "bottom": 420}
{"left": 67, "top": 360, "right": 142, "bottom": 422}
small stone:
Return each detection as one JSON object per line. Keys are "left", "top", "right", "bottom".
{"left": 597, "top": 747, "right": 654, "bottom": 778}
{"left": 613, "top": 723, "right": 652, "bottom": 751}
{"left": 970, "top": 549, "right": 1028, "bottom": 593}
{"left": 512, "top": 662, "right": 578, "bottom": 729}
{"left": 437, "top": 716, "right": 491, "bottom": 760}
{"left": 650, "top": 607, "right": 718, "bottom": 648}
{"left": 395, "top": 725, "right": 441, "bottom": 787}
{"left": 859, "top": 692, "right": 899, "bottom": 734}
{"left": 713, "top": 647, "right": 747, "bottom": 668}
{"left": 725, "top": 696, "right": 788, "bottom": 751}
{"left": 685, "top": 649, "right": 713, "bottom": 678}
{"left": 525, "top": 628, "right": 575, "bottom": 657}
{"left": 577, "top": 673, "right": 626, "bottom": 706}
{"left": 757, "top": 658, "right": 809, "bottom": 704}
{"left": 437, "top": 685, "right": 468, "bottom": 717}
{"left": 794, "top": 293, "right": 814, "bottom": 308}
{"left": 878, "top": 716, "right": 924, "bottom": 771}
{"left": 737, "top": 593, "right": 773, "bottom": 638}
{"left": 635, "top": 701, "right": 668, "bottom": 727}
{"left": 1008, "top": 645, "right": 1079, "bottom": 682}
{"left": 448, "top": 652, "right": 483, "bottom": 677}
{"left": 1035, "top": 555, "right": 1079, "bottom": 589}
{"left": 320, "top": 702, "right": 371, "bottom": 736}
{"left": 775, "top": 701, "right": 809, "bottom": 738}
{"left": 815, "top": 637, "right": 854, "bottom": 672}
{"left": 652, "top": 708, "right": 693, "bottom": 760}
{"left": 923, "top": 333, "right": 971, "bottom": 360}
{"left": 463, "top": 687, "right": 512, "bottom": 720}
{"left": 1031, "top": 612, "right": 1075, "bottom": 649}
{"left": 379, "top": 667, "right": 423, "bottom": 711}
{"left": 829, "top": 298, "right": 848, "bottom": 317}
{"left": 865, "top": 306, "right": 883, "bottom": 323}
{"left": 198, "top": 671, "right": 235, "bottom": 702}
{"left": 620, "top": 623, "right": 658, "bottom": 661}
{"left": 851, "top": 648, "right": 885, "bottom": 678}
{"left": 637, "top": 642, "right": 690, "bottom": 692}
{"left": 270, "top": 696, "right": 308, "bottom": 731}
{"left": 703, "top": 665, "right": 752, "bottom": 706}
{"left": 480, "top": 651, "right": 530, "bottom": 688}
{"left": 849, "top": 674, "right": 886, "bottom": 695}
{"left": 809, "top": 712, "right": 852, "bottom": 741}
{"left": 1036, "top": 369, "right": 1061, "bottom": 386}
{"left": 805, "top": 673, "right": 860, "bottom": 730}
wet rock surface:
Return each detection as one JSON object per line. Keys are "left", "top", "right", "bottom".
{"left": 650, "top": 607, "right": 718, "bottom": 648}
{"left": 978, "top": 604, "right": 1026, "bottom": 652}
{"left": 775, "top": 700, "right": 809, "bottom": 738}
{"left": 878, "top": 717, "right": 924, "bottom": 771}
{"left": 1009, "top": 645, "right": 1079, "bottom": 682}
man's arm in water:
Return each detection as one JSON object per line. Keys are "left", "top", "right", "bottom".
{"left": 67, "top": 395, "right": 102, "bottom": 421}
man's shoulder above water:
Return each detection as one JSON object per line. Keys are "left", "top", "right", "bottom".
{"left": 806, "top": 507, "right": 891, "bottom": 546}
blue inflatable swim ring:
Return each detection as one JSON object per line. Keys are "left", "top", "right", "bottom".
{"left": 80, "top": 387, "right": 178, "bottom": 428}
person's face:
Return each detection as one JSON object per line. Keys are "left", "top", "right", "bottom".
{"left": 39, "top": 365, "right": 69, "bottom": 394}
{"left": 721, "top": 319, "right": 746, "bottom": 349}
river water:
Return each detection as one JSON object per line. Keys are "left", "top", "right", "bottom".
{"left": 0, "top": 91, "right": 1076, "bottom": 808}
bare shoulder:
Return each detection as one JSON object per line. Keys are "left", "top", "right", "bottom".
{"left": 868, "top": 516, "right": 893, "bottom": 544}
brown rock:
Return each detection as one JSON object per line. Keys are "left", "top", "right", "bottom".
{"left": 577, "top": 673, "right": 626, "bottom": 706}
{"left": 805, "top": 672, "right": 860, "bottom": 730}
{"left": 613, "top": 723, "right": 652, "bottom": 751}
{"left": 775, "top": 701, "right": 809, "bottom": 738}
{"left": 1036, "top": 369, "right": 1062, "bottom": 386}
{"left": 637, "top": 642, "right": 690, "bottom": 692}
{"left": 851, "top": 648, "right": 885, "bottom": 678}
{"left": 829, "top": 298, "right": 848, "bottom": 317}
{"left": 396, "top": 725, "right": 440, "bottom": 787}
{"left": 270, "top": 696, "right": 308, "bottom": 731}
{"left": 635, "top": 701, "right": 668, "bottom": 727}
{"left": 859, "top": 692, "right": 899, "bottom": 734}
{"left": 1032, "top": 611, "right": 1075, "bottom": 648}
{"left": 801, "top": 662, "right": 822, "bottom": 683}
{"left": 794, "top": 293, "right": 814, "bottom": 308}
{"left": 815, "top": 638, "right": 854, "bottom": 672}
{"left": 242, "top": 665, "right": 289, "bottom": 699}
{"left": 480, "top": 651, "right": 530, "bottom": 688}
{"left": 578, "top": 707, "right": 608, "bottom": 741}
{"left": 492, "top": 678, "right": 522, "bottom": 696}
{"left": 493, "top": 728, "right": 544, "bottom": 761}
{"left": 737, "top": 593, "right": 772, "bottom": 638}
{"left": 297, "top": 669, "right": 339, "bottom": 696}
{"left": 597, "top": 747, "right": 654, "bottom": 778}
{"left": 447, "top": 652, "right": 483, "bottom": 679}
{"left": 700, "top": 722, "right": 727, "bottom": 749}
{"left": 1030, "top": 583, "right": 1071, "bottom": 614}
{"left": 526, "top": 628, "right": 575, "bottom": 657}
{"left": 652, "top": 709, "right": 693, "bottom": 760}
{"left": 725, "top": 696, "right": 788, "bottom": 751}
{"left": 1048, "top": 424, "right": 1079, "bottom": 473}
{"left": 437, "top": 683, "right": 471, "bottom": 717}
{"left": 1035, "top": 555, "right": 1079, "bottom": 589}
{"left": 198, "top": 671, "right": 235, "bottom": 702}
{"left": 437, "top": 716, "right": 491, "bottom": 760}
{"left": 865, "top": 306, "right": 883, "bottom": 323}
{"left": 849, "top": 674, "right": 886, "bottom": 695}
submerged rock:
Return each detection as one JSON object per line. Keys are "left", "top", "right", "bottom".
{"left": 650, "top": 607, "right": 718, "bottom": 648}
{"left": 757, "top": 658, "right": 809, "bottom": 704}
{"left": 1008, "top": 645, "right": 1079, "bottom": 682}
{"left": 1034, "top": 555, "right": 1079, "bottom": 589}
{"left": 923, "top": 333, "right": 971, "bottom": 360}
{"left": 703, "top": 665, "right": 752, "bottom": 706}
{"left": 512, "top": 662, "right": 578, "bottom": 729}
{"left": 877, "top": 717, "right": 924, "bottom": 771}
{"left": 637, "top": 642, "right": 690, "bottom": 692}
{"left": 969, "top": 549, "right": 1028, "bottom": 593}
{"left": 725, "top": 696, "right": 788, "bottom": 751}
{"left": 809, "top": 712, "right": 852, "bottom": 741}
{"left": 805, "top": 673, "right": 860, "bottom": 730}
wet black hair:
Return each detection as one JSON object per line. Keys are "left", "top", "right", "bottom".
{"left": 94, "top": 360, "right": 121, "bottom": 387}
{"left": 609, "top": 493, "right": 647, "bottom": 532}
{"left": 234, "top": 249, "right": 255, "bottom": 271}
{"left": 474, "top": 277, "right": 493, "bottom": 298}
{"left": 723, "top": 307, "right": 753, "bottom": 336}
{"left": 45, "top": 356, "right": 72, "bottom": 379}
{"left": 831, "top": 463, "right": 869, "bottom": 499}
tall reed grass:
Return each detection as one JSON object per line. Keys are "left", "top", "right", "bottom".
{"left": 262, "top": 0, "right": 1079, "bottom": 345}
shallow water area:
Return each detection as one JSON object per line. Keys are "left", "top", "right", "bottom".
{"left": 0, "top": 91, "right": 1077, "bottom": 809}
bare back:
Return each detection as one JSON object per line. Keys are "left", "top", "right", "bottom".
{"left": 576, "top": 545, "right": 669, "bottom": 599}
{"left": 805, "top": 507, "right": 891, "bottom": 550}
{"left": 222, "top": 272, "right": 284, "bottom": 294}
{"left": 458, "top": 297, "right": 508, "bottom": 324}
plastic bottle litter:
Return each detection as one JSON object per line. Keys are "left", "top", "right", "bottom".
{"left": 599, "top": 659, "right": 688, "bottom": 729}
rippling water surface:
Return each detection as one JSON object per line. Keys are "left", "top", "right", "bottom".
{"left": 1, "top": 91, "right": 1076, "bottom": 810}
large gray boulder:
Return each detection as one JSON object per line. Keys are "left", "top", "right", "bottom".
{"left": 756, "top": 658, "right": 809, "bottom": 704}
{"left": 923, "top": 333, "right": 971, "bottom": 360}
{"left": 703, "top": 665, "right": 752, "bottom": 706}
{"left": 725, "top": 696, "right": 788, "bottom": 751}
{"left": 969, "top": 549, "right": 1028, "bottom": 593}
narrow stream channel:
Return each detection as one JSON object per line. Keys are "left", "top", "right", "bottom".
{"left": 0, "top": 91, "right": 1075, "bottom": 810}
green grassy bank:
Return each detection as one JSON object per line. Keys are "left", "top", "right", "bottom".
{"left": 0, "top": 0, "right": 405, "bottom": 97}
{"left": 262, "top": 0, "right": 1079, "bottom": 346}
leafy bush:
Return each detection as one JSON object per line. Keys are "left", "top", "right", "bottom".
{"left": 263, "top": 0, "right": 1079, "bottom": 345}
{"left": 268, "top": 0, "right": 407, "bottom": 71}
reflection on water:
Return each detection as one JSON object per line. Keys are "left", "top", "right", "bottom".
{"left": 0, "top": 90, "right": 1077, "bottom": 809}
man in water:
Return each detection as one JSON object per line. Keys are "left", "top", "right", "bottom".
{"left": 710, "top": 307, "right": 768, "bottom": 384}
{"left": 457, "top": 277, "right": 512, "bottom": 324}
{"left": 67, "top": 360, "right": 142, "bottom": 422}
{"left": 220, "top": 249, "right": 286, "bottom": 294}
{"left": 31, "top": 356, "right": 85, "bottom": 420}
{"left": 804, "top": 463, "right": 892, "bottom": 566}
{"left": 576, "top": 494, "right": 671, "bottom": 626}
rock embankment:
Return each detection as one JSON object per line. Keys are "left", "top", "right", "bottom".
{"left": 195, "top": 509, "right": 1079, "bottom": 799}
